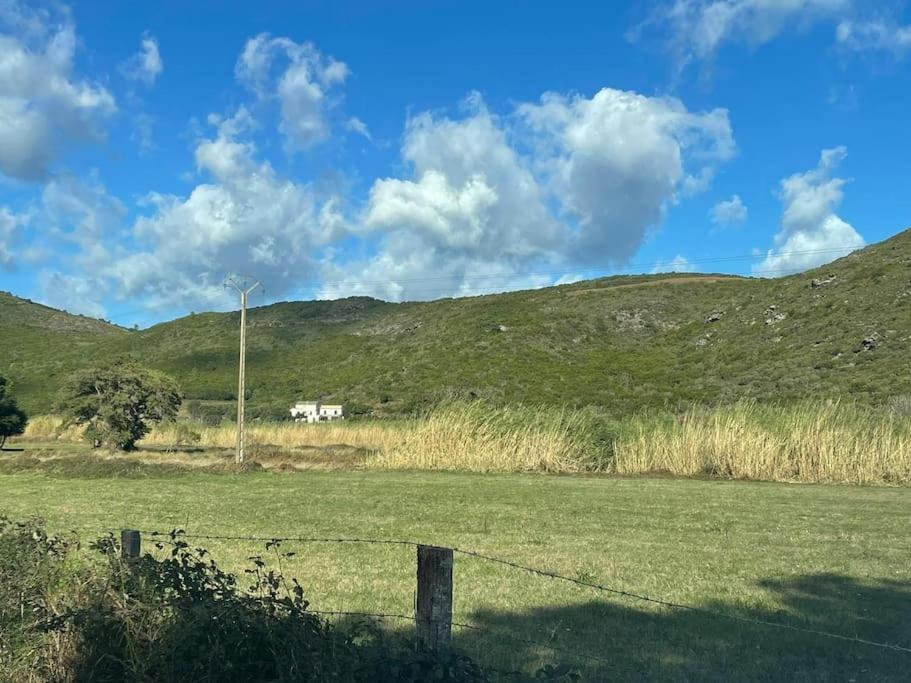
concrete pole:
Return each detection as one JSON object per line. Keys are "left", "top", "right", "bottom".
{"left": 236, "top": 288, "right": 247, "bottom": 464}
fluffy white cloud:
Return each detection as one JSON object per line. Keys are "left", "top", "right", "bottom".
{"left": 755, "top": 146, "right": 864, "bottom": 275}
{"left": 323, "top": 88, "right": 733, "bottom": 301}
{"left": 0, "top": 2, "right": 115, "bottom": 180}
{"left": 837, "top": 18, "right": 911, "bottom": 56}
{"left": 710, "top": 194, "right": 747, "bottom": 226}
{"left": 322, "top": 95, "right": 560, "bottom": 301}
{"left": 651, "top": 254, "right": 694, "bottom": 273}
{"left": 107, "top": 109, "right": 345, "bottom": 309}
{"left": 519, "top": 87, "right": 734, "bottom": 264}
{"left": 633, "top": 0, "right": 851, "bottom": 70}
{"left": 121, "top": 35, "right": 163, "bottom": 86}
{"left": 236, "top": 34, "right": 348, "bottom": 151}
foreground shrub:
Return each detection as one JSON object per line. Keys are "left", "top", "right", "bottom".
{"left": 0, "top": 516, "right": 75, "bottom": 680}
{"left": 2, "top": 519, "right": 574, "bottom": 682}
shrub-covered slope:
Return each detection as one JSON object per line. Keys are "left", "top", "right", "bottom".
{"left": 3, "top": 228, "right": 911, "bottom": 415}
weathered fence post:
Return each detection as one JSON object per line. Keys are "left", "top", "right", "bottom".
{"left": 121, "top": 529, "right": 141, "bottom": 560}
{"left": 416, "top": 544, "right": 453, "bottom": 649}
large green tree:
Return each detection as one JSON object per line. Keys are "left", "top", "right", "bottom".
{"left": 0, "top": 376, "right": 28, "bottom": 449}
{"left": 60, "top": 361, "right": 182, "bottom": 451}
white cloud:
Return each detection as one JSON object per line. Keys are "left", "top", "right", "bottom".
{"left": 633, "top": 0, "right": 851, "bottom": 71}
{"left": 651, "top": 254, "right": 693, "bottom": 273}
{"left": 131, "top": 113, "right": 155, "bottom": 152}
{"left": 40, "top": 173, "right": 127, "bottom": 269}
{"left": 755, "top": 146, "right": 864, "bottom": 275}
{"left": 321, "top": 95, "right": 560, "bottom": 301}
{"left": 710, "top": 194, "right": 747, "bottom": 226}
{"left": 518, "top": 87, "right": 734, "bottom": 264}
{"left": 1, "top": 172, "right": 126, "bottom": 281}
{"left": 323, "top": 88, "right": 733, "bottom": 301}
{"left": 121, "top": 35, "right": 163, "bottom": 86}
{"left": 107, "top": 110, "right": 346, "bottom": 310}
{"left": 0, "top": 2, "right": 116, "bottom": 181}
{"left": 37, "top": 270, "right": 107, "bottom": 318}
{"left": 836, "top": 18, "right": 911, "bottom": 56}
{"left": 0, "top": 206, "right": 26, "bottom": 270}
{"left": 345, "top": 116, "right": 371, "bottom": 140}
{"left": 236, "top": 34, "right": 348, "bottom": 151}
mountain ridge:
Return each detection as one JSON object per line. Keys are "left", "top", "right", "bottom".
{"left": 2, "top": 229, "right": 910, "bottom": 416}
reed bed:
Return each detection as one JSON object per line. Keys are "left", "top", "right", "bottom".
{"left": 369, "top": 401, "right": 598, "bottom": 472}
{"left": 16, "top": 401, "right": 911, "bottom": 484}
{"left": 613, "top": 402, "right": 911, "bottom": 485}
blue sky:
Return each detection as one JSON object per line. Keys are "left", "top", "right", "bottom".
{"left": 0, "top": 0, "right": 909, "bottom": 327}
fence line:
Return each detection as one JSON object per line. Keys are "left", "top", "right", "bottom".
{"left": 124, "top": 528, "right": 911, "bottom": 655}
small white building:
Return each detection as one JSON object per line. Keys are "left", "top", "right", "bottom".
{"left": 290, "top": 400, "right": 344, "bottom": 423}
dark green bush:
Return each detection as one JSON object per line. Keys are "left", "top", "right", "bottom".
{"left": 2, "top": 520, "right": 578, "bottom": 681}
{"left": 0, "top": 376, "right": 28, "bottom": 449}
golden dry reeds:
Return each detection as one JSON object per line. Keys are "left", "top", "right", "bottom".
{"left": 16, "top": 400, "right": 911, "bottom": 484}
{"left": 367, "top": 401, "right": 595, "bottom": 472}
{"left": 612, "top": 402, "right": 911, "bottom": 485}
{"left": 143, "top": 419, "right": 405, "bottom": 453}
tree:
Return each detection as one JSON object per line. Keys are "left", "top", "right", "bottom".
{"left": 60, "top": 361, "right": 182, "bottom": 451}
{"left": 0, "top": 376, "right": 28, "bottom": 449}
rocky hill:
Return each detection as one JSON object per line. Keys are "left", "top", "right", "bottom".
{"left": 2, "top": 228, "right": 910, "bottom": 416}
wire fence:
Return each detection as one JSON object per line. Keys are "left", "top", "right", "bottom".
{"left": 123, "top": 528, "right": 911, "bottom": 658}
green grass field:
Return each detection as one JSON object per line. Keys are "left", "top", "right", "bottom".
{"left": 1, "top": 462, "right": 908, "bottom": 680}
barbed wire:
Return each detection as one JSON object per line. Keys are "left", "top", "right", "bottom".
{"left": 125, "top": 528, "right": 911, "bottom": 655}
{"left": 445, "top": 546, "right": 911, "bottom": 654}
{"left": 135, "top": 529, "right": 416, "bottom": 548}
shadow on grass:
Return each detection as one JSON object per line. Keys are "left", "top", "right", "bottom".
{"left": 450, "top": 573, "right": 911, "bottom": 681}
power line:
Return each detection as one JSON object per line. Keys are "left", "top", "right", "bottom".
{"left": 135, "top": 529, "right": 911, "bottom": 655}
{"left": 445, "top": 546, "right": 911, "bottom": 655}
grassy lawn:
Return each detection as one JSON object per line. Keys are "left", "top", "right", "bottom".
{"left": 1, "top": 461, "right": 909, "bottom": 680}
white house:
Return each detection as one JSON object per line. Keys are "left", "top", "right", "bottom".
{"left": 290, "top": 400, "right": 344, "bottom": 423}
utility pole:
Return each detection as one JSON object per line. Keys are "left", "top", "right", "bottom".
{"left": 226, "top": 277, "right": 260, "bottom": 464}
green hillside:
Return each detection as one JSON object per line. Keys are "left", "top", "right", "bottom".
{"left": 3, "top": 228, "right": 911, "bottom": 416}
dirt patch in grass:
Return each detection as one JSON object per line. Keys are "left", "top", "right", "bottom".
{"left": 0, "top": 443, "right": 371, "bottom": 478}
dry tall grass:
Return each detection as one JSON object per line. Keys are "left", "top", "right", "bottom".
{"left": 144, "top": 419, "right": 406, "bottom": 453}
{"left": 21, "top": 415, "right": 84, "bottom": 442}
{"left": 369, "top": 402, "right": 596, "bottom": 472}
{"left": 613, "top": 402, "right": 911, "bottom": 485}
{"left": 16, "top": 401, "right": 911, "bottom": 484}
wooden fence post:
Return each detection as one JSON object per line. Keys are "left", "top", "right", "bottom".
{"left": 416, "top": 544, "right": 453, "bottom": 649}
{"left": 121, "top": 529, "right": 141, "bottom": 560}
